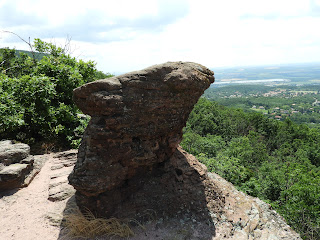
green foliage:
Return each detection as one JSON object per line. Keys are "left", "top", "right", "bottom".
{"left": 0, "top": 75, "right": 56, "bottom": 143}
{"left": 278, "top": 177, "right": 320, "bottom": 239}
{"left": 0, "top": 48, "right": 35, "bottom": 78}
{"left": 199, "top": 153, "right": 252, "bottom": 186}
{"left": 0, "top": 39, "right": 113, "bottom": 148}
{"left": 181, "top": 132, "right": 225, "bottom": 157}
{"left": 182, "top": 98, "right": 320, "bottom": 239}
{"left": 205, "top": 84, "right": 320, "bottom": 126}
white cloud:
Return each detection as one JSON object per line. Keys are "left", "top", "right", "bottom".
{"left": 1, "top": 0, "right": 320, "bottom": 73}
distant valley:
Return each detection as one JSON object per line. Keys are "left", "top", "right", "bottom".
{"left": 211, "top": 62, "right": 320, "bottom": 86}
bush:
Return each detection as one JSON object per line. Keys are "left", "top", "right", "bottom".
{"left": 0, "top": 38, "right": 112, "bottom": 148}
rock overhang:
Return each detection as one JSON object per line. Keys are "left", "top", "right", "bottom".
{"left": 68, "top": 61, "right": 214, "bottom": 217}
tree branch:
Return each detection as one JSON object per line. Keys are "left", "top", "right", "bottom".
{"left": 1, "top": 30, "right": 37, "bottom": 64}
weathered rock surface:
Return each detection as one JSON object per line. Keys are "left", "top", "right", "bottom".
{"left": 64, "top": 148, "right": 301, "bottom": 239}
{"left": 48, "top": 150, "right": 77, "bottom": 202}
{"left": 208, "top": 172, "right": 301, "bottom": 239}
{"left": 72, "top": 146, "right": 222, "bottom": 225}
{"left": 0, "top": 140, "right": 46, "bottom": 190}
{"left": 112, "top": 149, "right": 302, "bottom": 239}
{"left": 0, "top": 140, "right": 30, "bottom": 165}
{"left": 69, "top": 62, "right": 215, "bottom": 211}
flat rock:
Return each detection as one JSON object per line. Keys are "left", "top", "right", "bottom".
{"left": 0, "top": 140, "right": 30, "bottom": 165}
{"left": 48, "top": 150, "right": 77, "bottom": 202}
{"left": 0, "top": 141, "right": 47, "bottom": 191}
{"left": 48, "top": 184, "right": 75, "bottom": 202}
{"left": 0, "top": 163, "right": 31, "bottom": 189}
{"left": 0, "top": 163, "right": 30, "bottom": 176}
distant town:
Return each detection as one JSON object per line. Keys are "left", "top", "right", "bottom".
{"left": 204, "top": 83, "right": 320, "bottom": 126}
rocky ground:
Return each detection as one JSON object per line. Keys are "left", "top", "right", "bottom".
{"left": 0, "top": 149, "right": 302, "bottom": 240}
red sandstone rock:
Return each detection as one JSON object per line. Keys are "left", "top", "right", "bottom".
{"left": 69, "top": 62, "right": 214, "bottom": 204}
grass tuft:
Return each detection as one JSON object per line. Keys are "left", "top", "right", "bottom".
{"left": 64, "top": 208, "right": 135, "bottom": 239}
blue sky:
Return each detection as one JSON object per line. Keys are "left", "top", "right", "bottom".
{"left": 1, "top": 0, "right": 320, "bottom": 74}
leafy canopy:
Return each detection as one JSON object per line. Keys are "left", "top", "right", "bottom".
{"left": 182, "top": 98, "right": 320, "bottom": 240}
{"left": 0, "top": 38, "right": 113, "bottom": 148}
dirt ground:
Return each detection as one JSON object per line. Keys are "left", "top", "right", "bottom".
{"left": 0, "top": 154, "right": 65, "bottom": 240}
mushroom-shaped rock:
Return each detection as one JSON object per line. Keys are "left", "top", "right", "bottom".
{"left": 68, "top": 62, "right": 214, "bottom": 217}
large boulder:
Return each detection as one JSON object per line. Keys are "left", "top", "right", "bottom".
{"left": 68, "top": 62, "right": 215, "bottom": 217}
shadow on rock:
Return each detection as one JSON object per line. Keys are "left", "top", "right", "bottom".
{"left": 0, "top": 188, "right": 19, "bottom": 198}
{"left": 59, "top": 62, "right": 219, "bottom": 239}
{"left": 58, "top": 147, "right": 222, "bottom": 240}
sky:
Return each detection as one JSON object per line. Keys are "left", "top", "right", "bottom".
{"left": 1, "top": 0, "right": 320, "bottom": 74}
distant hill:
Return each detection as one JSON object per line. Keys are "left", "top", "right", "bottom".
{"left": 15, "top": 49, "right": 48, "bottom": 61}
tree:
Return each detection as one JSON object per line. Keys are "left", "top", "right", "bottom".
{"left": 0, "top": 38, "right": 113, "bottom": 148}
{"left": 182, "top": 98, "right": 320, "bottom": 239}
